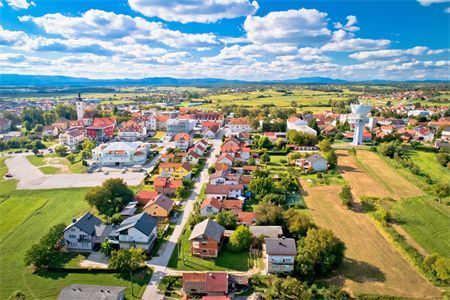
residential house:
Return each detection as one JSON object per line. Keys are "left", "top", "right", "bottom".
{"left": 43, "top": 125, "right": 59, "bottom": 137}
{"left": 295, "top": 154, "right": 328, "bottom": 173}
{"left": 135, "top": 190, "right": 158, "bottom": 205}
{"left": 441, "top": 126, "right": 450, "bottom": 141}
{"left": 222, "top": 200, "right": 243, "bottom": 216}
{"left": 53, "top": 118, "right": 70, "bottom": 131}
{"left": 58, "top": 284, "right": 126, "bottom": 300}
{"left": 264, "top": 237, "right": 297, "bottom": 274}
{"left": 220, "top": 137, "right": 251, "bottom": 161}
{"left": 200, "top": 197, "right": 223, "bottom": 217}
{"left": 205, "top": 184, "right": 244, "bottom": 200}
{"left": 109, "top": 213, "right": 158, "bottom": 251}
{"left": 182, "top": 272, "right": 228, "bottom": 296}
{"left": 86, "top": 117, "right": 115, "bottom": 141}
{"left": 63, "top": 212, "right": 109, "bottom": 252}
{"left": 143, "top": 193, "right": 174, "bottom": 218}
{"left": 59, "top": 129, "right": 86, "bottom": 147}
{"left": 202, "top": 123, "right": 220, "bottom": 139}
{"left": 0, "top": 117, "right": 11, "bottom": 133}
{"left": 158, "top": 162, "right": 192, "bottom": 180}
{"left": 117, "top": 120, "right": 147, "bottom": 141}
{"left": 156, "top": 115, "right": 170, "bottom": 130}
{"left": 286, "top": 117, "right": 307, "bottom": 131}
{"left": 237, "top": 212, "right": 256, "bottom": 226}
{"left": 174, "top": 132, "right": 192, "bottom": 150}
{"left": 416, "top": 127, "right": 434, "bottom": 142}
{"left": 216, "top": 154, "right": 234, "bottom": 167}
{"left": 154, "top": 178, "right": 183, "bottom": 197}
{"left": 227, "top": 118, "right": 251, "bottom": 136}
{"left": 183, "top": 149, "right": 201, "bottom": 165}
{"left": 167, "top": 118, "right": 196, "bottom": 134}
{"left": 189, "top": 219, "right": 225, "bottom": 258}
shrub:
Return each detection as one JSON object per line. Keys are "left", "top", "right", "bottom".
{"left": 339, "top": 185, "right": 353, "bottom": 208}
{"left": 229, "top": 226, "right": 252, "bottom": 252}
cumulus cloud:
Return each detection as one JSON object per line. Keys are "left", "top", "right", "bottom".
{"left": 128, "top": 0, "right": 259, "bottom": 23}
{"left": 0, "top": 53, "right": 27, "bottom": 63}
{"left": 20, "top": 9, "right": 219, "bottom": 49}
{"left": 417, "top": 0, "right": 450, "bottom": 6}
{"left": 277, "top": 47, "right": 331, "bottom": 62}
{"left": 334, "top": 15, "right": 359, "bottom": 32}
{"left": 243, "top": 9, "right": 331, "bottom": 45}
{"left": 0, "top": 25, "right": 29, "bottom": 46}
{"left": 5, "top": 0, "right": 35, "bottom": 9}
{"left": 321, "top": 30, "right": 390, "bottom": 52}
{"left": 349, "top": 46, "right": 429, "bottom": 60}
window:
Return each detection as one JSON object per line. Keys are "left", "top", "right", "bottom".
{"left": 202, "top": 250, "right": 207, "bottom": 253}
{"left": 69, "top": 234, "right": 76, "bottom": 239}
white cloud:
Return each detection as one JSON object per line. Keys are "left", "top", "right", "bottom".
{"left": 20, "top": 9, "right": 219, "bottom": 49}
{"left": 277, "top": 47, "right": 330, "bottom": 62}
{"left": 0, "top": 25, "right": 29, "bottom": 46}
{"left": 5, "top": 0, "right": 35, "bottom": 9}
{"left": 128, "top": 0, "right": 259, "bottom": 23}
{"left": 243, "top": 9, "right": 331, "bottom": 45}
{"left": 334, "top": 15, "right": 359, "bottom": 32}
{"left": 417, "top": 0, "right": 450, "bottom": 6}
{"left": 0, "top": 53, "right": 26, "bottom": 63}
{"left": 427, "top": 49, "right": 446, "bottom": 54}
{"left": 349, "top": 46, "right": 429, "bottom": 60}
{"left": 321, "top": 30, "right": 390, "bottom": 52}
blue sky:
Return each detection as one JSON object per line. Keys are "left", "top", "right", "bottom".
{"left": 0, "top": 0, "right": 449, "bottom": 80}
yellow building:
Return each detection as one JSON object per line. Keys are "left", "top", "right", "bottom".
{"left": 158, "top": 162, "right": 192, "bottom": 180}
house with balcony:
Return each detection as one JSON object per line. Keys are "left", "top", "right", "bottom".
{"left": 109, "top": 213, "right": 158, "bottom": 252}
{"left": 158, "top": 162, "right": 192, "bottom": 180}
{"left": 264, "top": 237, "right": 297, "bottom": 274}
{"left": 154, "top": 177, "right": 183, "bottom": 197}
{"left": 59, "top": 129, "right": 86, "bottom": 147}
{"left": 189, "top": 219, "right": 225, "bottom": 258}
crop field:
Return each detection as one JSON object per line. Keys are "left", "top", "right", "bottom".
{"left": 0, "top": 170, "right": 149, "bottom": 299}
{"left": 337, "top": 150, "right": 424, "bottom": 200}
{"left": 408, "top": 150, "right": 450, "bottom": 185}
{"left": 392, "top": 196, "right": 450, "bottom": 258}
{"left": 301, "top": 182, "right": 441, "bottom": 299}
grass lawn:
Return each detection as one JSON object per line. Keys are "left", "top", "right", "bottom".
{"left": 392, "top": 196, "right": 450, "bottom": 258}
{"left": 27, "top": 153, "right": 87, "bottom": 174}
{"left": 408, "top": 150, "right": 450, "bottom": 185}
{"left": 0, "top": 176, "right": 150, "bottom": 299}
{"left": 0, "top": 157, "right": 17, "bottom": 203}
{"left": 168, "top": 226, "right": 250, "bottom": 272}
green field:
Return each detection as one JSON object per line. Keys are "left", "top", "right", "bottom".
{"left": 408, "top": 150, "right": 450, "bottom": 185}
{"left": 27, "top": 153, "right": 87, "bottom": 174}
{"left": 392, "top": 196, "right": 450, "bottom": 258}
{"left": 0, "top": 163, "right": 149, "bottom": 299}
{"left": 168, "top": 226, "right": 251, "bottom": 272}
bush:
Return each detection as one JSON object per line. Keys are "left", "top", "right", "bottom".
{"left": 339, "top": 185, "right": 353, "bottom": 208}
{"left": 8, "top": 291, "right": 26, "bottom": 300}
{"left": 423, "top": 254, "right": 450, "bottom": 284}
{"left": 229, "top": 226, "right": 252, "bottom": 252}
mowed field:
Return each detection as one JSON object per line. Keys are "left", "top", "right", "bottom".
{"left": 301, "top": 182, "right": 441, "bottom": 299}
{"left": 337, "top": 150, "right": 424, "bottom": 200}
{"left": 408, "top": 150, "right": 450, "bottom": 185}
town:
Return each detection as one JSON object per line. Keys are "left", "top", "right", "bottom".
{"left": 0, "top": 83, "right": 449, "bottom": 300}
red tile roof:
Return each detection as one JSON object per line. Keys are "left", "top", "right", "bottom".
{"left": 135, "top": 190, "right": 158, "bottom": 205}
{"left": 201, "top": 197, "right": 223, "bottom": 210}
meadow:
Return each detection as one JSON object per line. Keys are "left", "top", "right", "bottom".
{"left": 408, "top": 150, "right": 450, "bottom": 185}
{"left": 0, "top": 158, "right": 149, "bottom": 299}
{"left": 26, "top": 153, "right": 87, "bottom": 174}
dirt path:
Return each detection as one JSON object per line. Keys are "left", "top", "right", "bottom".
{"left": 337, "top": 150, "right": 424, "bottom": 200}
{"left": 301, "top": 181, "right": 441, "bottom": 299}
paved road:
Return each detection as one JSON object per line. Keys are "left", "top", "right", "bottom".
{"left": 4, "top": 152, "right": 161, "bottom": 190}
{"left": 142, "top": 138, "right": 222, "bottom": 300}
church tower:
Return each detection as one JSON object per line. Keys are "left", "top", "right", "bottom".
{"left": 76, "top": 93, "right": 85, "bottom": 120}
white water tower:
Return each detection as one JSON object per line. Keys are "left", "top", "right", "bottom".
{"left": 76, "top": 93, "right": 85, "bottom": 120}
{"left": 349, "top": 103, "right": 371, "bottom": 145}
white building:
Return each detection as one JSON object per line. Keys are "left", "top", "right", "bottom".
{"left": 75, "top": 93, "right": 85, "bottom": 121}
{"left": 227, "top": 118, "right": 251, "bottom": 136}
{"left": 295, "top": 154, "right": 328, "bottom": 173}
{"left": 287, "top": 117, "right": 308, "bottom": 131}
{"left": 290, "top": 124, "right": 317, "bottom": 136}
{"left": 117, "top": 121, "right": 147, "bottom": 141}
{"left": 109, "top": 213, "right": 158, "bottom": 251}
{"left": 59, "top": 129, "right": 86, "bottom": 147}
{"left": 63, "top": 213, "right": 110, "bottom": 252}
{"left": 92, "top": 141, "right": 148, "bottom": 166}
{"left": 264, "top": 237, "right": 297, "bottom": 274}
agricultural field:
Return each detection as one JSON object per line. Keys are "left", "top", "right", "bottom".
{"left": 300, "top": 181, "right": 441, "bottom": 299}
{"left": 0, "top": 166, "right": 149, "bottom": 299}
{"left": 27, "top": 153, "right": 87, "bottom": 174}
{"left": 337, "top": 150, "right": 424, "bottom": 200}
{"left": 392, "top": 196, "right": 450, "bottom": 258}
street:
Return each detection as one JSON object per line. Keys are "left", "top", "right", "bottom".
{"left": 141, "top": 138, "right": 222, "bottom": 300}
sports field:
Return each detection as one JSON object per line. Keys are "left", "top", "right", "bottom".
{"left": 301, "top": 182, "right": 441, "bottom": 299}
{"left": 337, "top": 150, "right": 424, "bottom": 200}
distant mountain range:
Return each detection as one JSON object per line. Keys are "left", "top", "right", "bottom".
{"left": 0, "top": 74, "right": 448, "bottom": 86}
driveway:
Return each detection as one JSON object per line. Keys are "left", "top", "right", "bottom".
{"left": 4, "top": 152, "right": 161, "bottom": 190}
{"left": 142, "top": 137, "right": 222, "bottom": 300}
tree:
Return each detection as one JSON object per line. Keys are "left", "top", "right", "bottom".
{"left": 85, "top": 179, "right": 133, "bottom": 216}
{"left": 260, "top": 152, "right": 271, "bottom": 164}
{"left": 55, "top": 145, "right": 68, "bottom": 157}
{"left": 258, "top": 136, "right": 272, "bottom": 149}
{"left": 339, "top": 185, "right": 353, "bottom": 208}
{"left": 82, "top": 139, "right": 95, "bottom": 152}
{"left": 229, "top": 226, "right": 252, "bottom": 252}
{"left": 283, "top": 208, "right": 315, "bottom": 237}
{"left": 423, "top": 254, "right": 450, "bottom": 283}
{"left": 255, "top": 202, "right": 283, "bottom": 225}
{"left": 249, "top": 177, "right": 275, "bottom": 202}
{"left": 318, "top": 139, "right": 332, "bottom": 153}
{"left": 247, "top": 157, "right": 256, "bottom": 166}
{"left": 208, "top": 166, "right": 216, "bottom": 174}
{"left": 24, "top": 223, "right": 66, "bottom": 270}
{"left": 215, "top": 211, "right": 238, "bottom": 229}
{"left": 66, "top": 154, "right": 76, "bottom": 164}
{"left": 109, "top": 248, "right": 146, "bottom": 296}
{"left": 274, "top": 138, "right": 286, "bottom": 149}
{"left": 262, "top": 193, "right": 286, "bottom": 205}
{"left": 100, "top": 241, "right": 113, "bottom": 257}
{"left": 268, "top": 276, "right": 315, "bottom": 300}
{"left": 435, "top": 182, "right": 450, "bottom": 199}
{"left": 324, "top": 150, "right": 338, "bottom": 169}
{"left": 8, "top": 291, "right": 26, "bottom": 300}
{"left": 295, "top": 228, "right": 346, "bottom": 280}
{"left": 436, "top": 153, "right": 449, "bottom": 167}
{"left": 33, "top": 124, "right": 44, "bottom": 132}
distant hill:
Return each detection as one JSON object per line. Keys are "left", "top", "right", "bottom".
{"left": 0, "top": 74, "right": 447, "bottom": 86}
